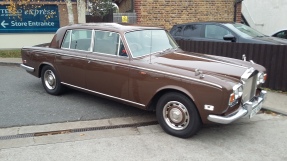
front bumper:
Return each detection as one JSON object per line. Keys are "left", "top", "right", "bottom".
{"left": 20, "top": 64, "right": 35, "bottom": 73}
{"left": 207, "top": 90, "right": 267, "bottom": 124}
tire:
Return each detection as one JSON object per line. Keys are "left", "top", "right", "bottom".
{"left": 156, "top": 92, "right": 202, "bottom": 138}
{"left": 41, "top": 65, "right": 63, "bottom": 95}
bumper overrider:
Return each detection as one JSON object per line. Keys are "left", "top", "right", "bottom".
{"left": 20, "top": 64, "right": 34, "bottom": 72}
{"left": 207, "top": 90, "right": 267, "bottom": 124}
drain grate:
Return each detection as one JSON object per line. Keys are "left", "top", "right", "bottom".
{"left": 0, "top": 133, "right": 34, "bottom": 140}
{"left": 0, "top": 121, "right": 158, "bottom": 141}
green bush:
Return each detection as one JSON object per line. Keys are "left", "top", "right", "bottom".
{"left": 0, "top": 50, "right": 21, "bottom": 58}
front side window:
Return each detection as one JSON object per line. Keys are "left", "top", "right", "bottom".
{"left": 61, "top": 29, "right": 92, "bottom": 51}
{"left": 93, "top": 31, "right": 125, "bottom": 56}
{"left": 125, "top": 30, "right": 178, "bottom": 57}
{"left": 205, "top": 25, "right": 231, "bottom": 40}
{"left": 231, "top": 24, "right": 264, "bottom": 38}
{"left": 274, "top": 31, "right": 287, "bottom": 39}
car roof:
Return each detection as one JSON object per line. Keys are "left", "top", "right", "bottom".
{"left": 173, "top": 21, "right": 236, "bottom": 26}
{"left": 64, "top": 23, "right": 162, "bottom": 33}
{"left": 271, "top": 29, "right": 287, "bottom": 35}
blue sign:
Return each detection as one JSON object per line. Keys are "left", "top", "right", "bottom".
{"left": 0, "top": 5, "right": 60, "bottom": 33}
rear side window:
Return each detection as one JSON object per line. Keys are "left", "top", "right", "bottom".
{"left": 183, "top": 24, "right": 202, "bottom": 37}
{"left": 61, "top": 29, "right": 92, "bottom": 51}
{"left": 205, "top": 25, "right": 231, "bottom": 40}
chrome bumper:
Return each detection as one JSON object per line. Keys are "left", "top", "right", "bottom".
{"left": 207, "top": 90, "right": 267, "bottom": 124}
{"left": 20, "top": 64, "right": 35, "bottom": 72}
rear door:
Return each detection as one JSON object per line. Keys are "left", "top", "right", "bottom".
{"left": 55, "top": 29, "right": 92, "bottom": 88}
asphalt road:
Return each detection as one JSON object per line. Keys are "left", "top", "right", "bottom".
{"left": 0, "top": 65, "right": 151, "bottom": 128}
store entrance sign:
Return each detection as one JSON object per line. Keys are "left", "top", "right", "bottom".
{"left": 0, "top": 5, "right": 60, "bottom": 33}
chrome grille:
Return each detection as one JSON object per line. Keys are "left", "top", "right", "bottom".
{"left": 241, "top": 69, "right": 258, "bottom": 103}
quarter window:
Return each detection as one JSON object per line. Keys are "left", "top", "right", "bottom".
{"left": 183, "top": 24, "right": 202, "bottom": 37}
{"left": 205, "top": 25, "right": 231, "bottom": 40}
{"left": 61, "top": 30, "right": 71, "bottom": 48}
{"left": 174, "top": 26, "right": 183, "bottom": 36}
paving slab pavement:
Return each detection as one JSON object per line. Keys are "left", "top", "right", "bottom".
{"left": 0, "top": 113, "right": 286, "bottom": 161}
{"left": 0, "top": 58, "right": 22, "bottom": 65}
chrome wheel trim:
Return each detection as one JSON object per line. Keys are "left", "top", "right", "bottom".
{"left": 44, "top": 70, "right": 56, "bottom": 90}
{"left": 162, "top": 101, "right": 190, "bottom": 130}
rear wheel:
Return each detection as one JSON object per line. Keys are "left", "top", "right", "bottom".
{"left": 41, "top": 66, "right": 63, "bottom": 95}
{"left": 156, "top": 92, "right": 202, "bottom": 138}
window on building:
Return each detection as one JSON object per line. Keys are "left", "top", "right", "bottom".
{"left": 205, "top": 25, "right": 231, "bottom": 40}
{"left": 183, "top": 24, "right": 202, "bottom": 37}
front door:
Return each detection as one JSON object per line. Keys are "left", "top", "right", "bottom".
{"left": 86, "top": 30, "right": 130, "bottom": 100}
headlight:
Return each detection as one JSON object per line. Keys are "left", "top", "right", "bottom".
{"left": 229, "top": 83, "right": 243, "bottom": 106}
{"left": 233, "top": 83, "right": 243, "bottom": 99}
{"left": 257, "top": 73, "right": 267, "bottom": 85}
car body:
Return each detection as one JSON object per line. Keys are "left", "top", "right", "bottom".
{"left": 271, "top": 29, "right": 287, "bottom": 39}
{"left": 21, "top": 23, "right": 267, "bottom": 138}
{"left": 170, "top": 22, "right": 287, "bottom": 45}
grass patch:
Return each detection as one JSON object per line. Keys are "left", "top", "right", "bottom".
{"left": 0, "top": 50, "right": 21, "bottom": 58}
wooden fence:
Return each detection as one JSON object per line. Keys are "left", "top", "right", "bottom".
{"left": 176, "top": 40, "right": 287, "bottom": 91}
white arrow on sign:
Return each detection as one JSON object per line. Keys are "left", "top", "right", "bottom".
{"left": 1, "top": 20, "right": 9, "bottom": 28}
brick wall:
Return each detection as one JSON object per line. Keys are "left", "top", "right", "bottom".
{"left": 235, "top": 2, "right": 242, "bottom": 23}
{"left": 132, "top": 0, "right": 236, "bottom": 30}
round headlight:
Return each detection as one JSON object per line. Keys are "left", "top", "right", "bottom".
{"left": 233, "top": 84, "right": 243, "bottom": 99}
{"left": 257, "top": 73, "right": 265, "bottom": 85}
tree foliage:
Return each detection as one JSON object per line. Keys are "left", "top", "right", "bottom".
{"left": 88, "top": 0, "right": 117, "bottom": 17}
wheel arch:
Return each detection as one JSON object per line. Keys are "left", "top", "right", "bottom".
{"left": 147, "top": 86, "right": 198, "bottom": 112}
{"left": 38, "top": 62, "right": 57, "bottom": 78}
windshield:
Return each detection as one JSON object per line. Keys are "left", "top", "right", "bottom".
{"left": 226, "top": 23, "right": 265, "bottom": 38}
{"left": 125, "top": 30, "right": 178, "bottom": 57}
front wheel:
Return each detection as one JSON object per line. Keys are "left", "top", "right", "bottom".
{"left": 41, "top": 66, "right": 63, "bottom": 95}
{"left": 156, "top": 92, "right": 202, "bottom": 138}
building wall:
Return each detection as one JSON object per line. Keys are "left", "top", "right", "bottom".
{"left": 242, "top": 0, "right": 287, "bottom": 35}
{"left": 132, "top": 0, "right": 235, "bottom": 30}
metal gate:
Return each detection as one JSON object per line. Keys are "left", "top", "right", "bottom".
{"left": 113, "top": 13, "right": 137, "bottom": 23}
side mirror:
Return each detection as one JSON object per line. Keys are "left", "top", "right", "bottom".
{"left": 223, "top": 34, "right": 236, "bottom": 42}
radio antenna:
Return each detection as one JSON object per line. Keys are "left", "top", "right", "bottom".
{"left": 149, "top": 30, "right": 152, "bottom": 64}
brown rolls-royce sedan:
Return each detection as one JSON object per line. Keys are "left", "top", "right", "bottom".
{"left": 21, "top": 23, "right": 267, "bottom": 138}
